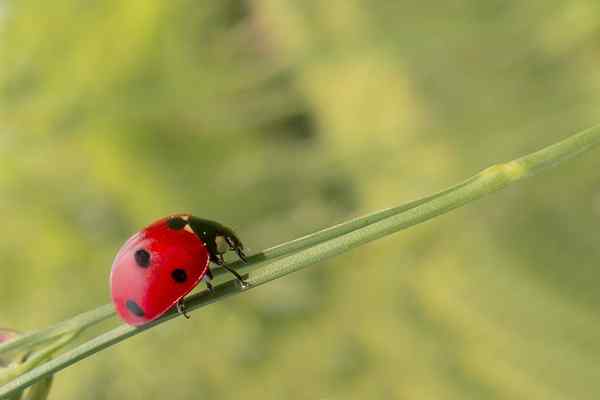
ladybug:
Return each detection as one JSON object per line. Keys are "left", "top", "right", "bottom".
{"left": 110, "top": 214, "right": 247, "bottom": 326}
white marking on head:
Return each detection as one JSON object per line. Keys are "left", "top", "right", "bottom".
{"left": 215, "top": 235, "right": 229, "bottom": 254}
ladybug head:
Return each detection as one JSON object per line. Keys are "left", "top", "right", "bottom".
{"left": 213, "top": 225, "right": 247, "bottom": 263}
{"left": 186, "top": 216, "right": 247, "bottom": 263}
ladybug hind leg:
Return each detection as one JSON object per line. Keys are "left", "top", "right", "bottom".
{"left": 176, "top": 299, "right": 191, "bottom": 319}
{"left": 204, "top": 267, "right": 214, "bottom": 293}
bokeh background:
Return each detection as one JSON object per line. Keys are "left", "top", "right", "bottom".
{"left": 2, "top": 1, "right": 600, "bottom": 399}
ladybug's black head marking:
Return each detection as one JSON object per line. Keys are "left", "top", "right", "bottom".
{"left": 167, "top": 217, "right": 188, "bottom": 230}
{"left": 171, "top": 268, "right": 188, "bottom": 283}
{"left": 187, "top": 217, "right": 246, "bottom": 264}
{"left": 126, "top": 300, "right": 145, "bottom": 317}
{"left": 134, "top": 249, "right": 151, "bottom": 268}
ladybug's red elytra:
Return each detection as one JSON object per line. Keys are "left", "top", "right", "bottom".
{"left": 110, "top": 214, "right": 247, "bottom": 326}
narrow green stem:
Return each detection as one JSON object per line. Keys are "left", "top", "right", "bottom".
{"left": 1, "top": 124, "right": 599, "bottom": 399}
{"left": 0, "top": 306, "right": 114, "bottom": 356}
{"left": 0, "top": 332, "right": 78, "bottom": 386}
{"left": 212, "top": 174, "right": 478, "bottom": 278}
{"left": 245, "top": 125, "right": 600, "bottom": 285}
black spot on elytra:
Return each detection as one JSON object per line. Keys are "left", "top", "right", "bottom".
{"left": 126, "top": 300, "right": 145, "bottom": 317}
{"left": 134, "top": 249, "right": 150, "bottom": 268}
{"left": 171, "top": 268, "right": 187, "bottom": 283}
{"left": 167, "top": 217, "right": 187, "bottom": 230}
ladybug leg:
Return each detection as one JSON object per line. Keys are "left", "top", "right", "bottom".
{"left": 217, "top": 254, "right": 248, "bottom": 288}
{"left": 204, "top": 267, "right": 214, "bottom": 293}
{"left": 176, "top": 299, "right": 191, "bottom": 319}
{"left": 235, "top": 247, "right": 248, "bottom": 263}
{"left": 204, "top": 279, "right": 214, "bottom": 292}
{"left": 226, "top": 237, "right": 247, "bottom": 263}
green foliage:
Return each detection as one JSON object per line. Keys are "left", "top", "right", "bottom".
{"left": 0, "top": 329, "right": 65, "bottom": 400}
{"left": 2, "top": 0, "right": 600, "bottom": 399}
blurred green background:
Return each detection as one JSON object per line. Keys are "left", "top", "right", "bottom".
{"left": 2, "top": 1, "right": 600, "bottom": 399}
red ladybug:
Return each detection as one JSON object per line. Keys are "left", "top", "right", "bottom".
{"left": 110, "top": 214, "right": 247, "bottom": 326}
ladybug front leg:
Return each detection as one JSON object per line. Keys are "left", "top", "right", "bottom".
{"left": 217, "top": 254, "right": 248, "bottom": 288}
{"left": 234, "top": 247, "right": 247, "bottom": 263}
{"left": 225, "top": 236, "right": 247, "bottom": 263}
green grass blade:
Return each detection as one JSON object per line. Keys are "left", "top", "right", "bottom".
{"left": 0, "top": 332, "right": 77, "bottom": 386}
{"left": 0, "top": 306, "right": 114, "bottom": 357}
{"left": 213, "top": 174, "right": 479, "bottom": 277}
